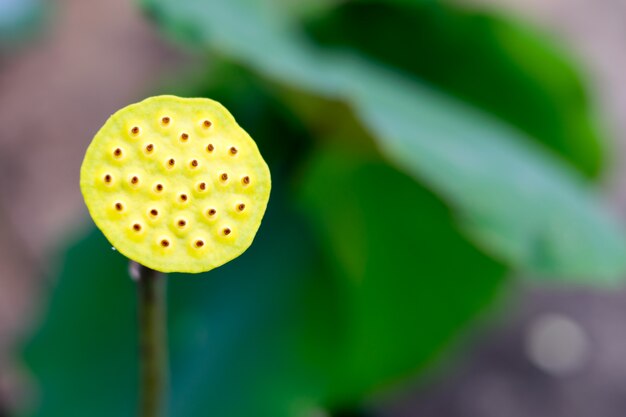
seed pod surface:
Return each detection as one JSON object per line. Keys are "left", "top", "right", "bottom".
{"left": 80, "top": 95, "right": 271, "bottom": 273}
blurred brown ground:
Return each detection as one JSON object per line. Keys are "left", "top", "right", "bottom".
{"left": 2, "top": 0, "right": 626, "bottom": 415}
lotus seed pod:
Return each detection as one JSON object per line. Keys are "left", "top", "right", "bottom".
{"left": 80, "top": 95, "right": 271, "bottom": 273}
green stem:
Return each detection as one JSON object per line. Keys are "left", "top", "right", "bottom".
{"left": 133, "top": 262, "right": 168, "bottom": 417}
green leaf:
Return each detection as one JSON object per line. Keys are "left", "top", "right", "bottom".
{"left": 22, "top": 229, "right": 139, "bottom": 417}
{"left": 141, "top": 0, "right": 626, "bottom": 280}
{"left": 304, "top": 0, "right": 604, "bottom": 177}
{"left": 0, "top": 0, "right": 48, "bottom": 46}
{"left": 298, "top": 148, "right": 506, "bottom": 405}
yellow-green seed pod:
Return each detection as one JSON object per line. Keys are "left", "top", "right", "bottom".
{"left": 80, "top": 95, "right": 271, "bottom": 273}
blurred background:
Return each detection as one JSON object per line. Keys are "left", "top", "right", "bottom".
{"left": 3, "top": 0, "right": 626, "bottom": 416}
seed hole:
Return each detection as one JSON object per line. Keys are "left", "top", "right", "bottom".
{"left": 150, "top": 209, "right": 158, "bottom": 217}
{"left": 237, "top": 203, "right": 246, "bottom": 212}
{"left": 104, "top": 174, "right": 112, "bottom": 183}
{"left": 161, "top": 116, "right": 170, "bottom": 125}
{"left": 155, "top": 183, "right": 164, "bottom": 192}
{"left": 115, "top": 202, "right": 124, "bottom": 211}
{"left": 130, "top": 176, "right": 139, "bottom": 185}
{"left": 221, "top": 173, "right": 229, "bottom": 181}
{"left": 195, "top": 240, "right": 205, "bottom": 248}
{"left": 168, "top": 158, "right": 176, "bottom": 167}
{"left": 177, "top": 219, "right": 187, "bottom": 228}
{"left": 181, "top": 133, "right": 189, "bottom": 142}
{"left": 160, "top": 239, "right": 170, "bottom": 248}
{"left": 207, "top": 208, "right": 216, "bottom": 217}
{"left": 145, "top": 144, "right": 154, "bottom": 153}
{"left": 113, "top": 148, "right": 122, "bottom": 158}
{"left": 203, "top": 120, "right": 212, "bottom": 128}
{"left": 230, "top": 146, "right": 238, "bottom": 155}
{"left": 179, "top": 194, "right": 188, "bottom": 202}
{"left": 223, "top": 228, "right": 231, "bottom": 236}
{"left": 132, "top": 223, "right": 142, "bottom": 232}
{"left": 131, "top": 126, "right": 140, "bottom": 136}
{"left": 242, "top": 176, "right": 250, "bottom": 185}
{"left": 198, "top": 182, "right": 207, "bottom": 191}
{"left": 207, "top": 144, "right": 214, "bottom": 152}
{"left": 190, "top": 160, "right": 198, "bottom": 168}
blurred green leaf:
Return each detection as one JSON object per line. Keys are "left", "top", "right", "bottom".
{"left": 22, "top": 228, "right": 139, "bottom": 417}
{"left": 0, "top": 0, "right": 47, "bottom": 45}
{"left": 141, "top": 0, "right": 626, "bottom": 280}
{"left": 305, "top": 0, "right": 604, "bottom": 178}
{"left": 298, "top": 148, "right": 506, "bottom": 405}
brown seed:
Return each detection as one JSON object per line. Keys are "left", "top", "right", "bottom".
{"left": 160, "top": 239, "right": 170, "bottom": 247}
{"left": 132, "top": 223, "right": 142, "bottom": 232}
{"left": 161, "top": 116, "right": 170, "bottom": 125}
{"left": 237, "top": 203, "right": 245, "bottom": 212}
{"left": 221, "top": 173, "right": 228, "bottom": 181}
{"left": 190, "top": 160, "right": 198, "bottom": 168}
{"left": 207, "top": 208, "right": 216, "bottom": 216}
{"left": 195, "top": 240, "right": 205, "bottom": 248}
{"left": 177, "top": 219, "right": 187, "bottom": 227}
{"left": 230, "top": 146, "right": 238, "bottom": 155}
{"left": 207, "top": 144, "right": 214, "bottom": 152}
{"left": 242, "top": 176, "right": 250, "bottom": 185}
{"left": 203, "top": 120, "right": 212, "bottom": 128}
{"left": 181, "top": 133, "right": 189, "bottom": 141}
{"left": 145, "top": 144, "right": 154, "bottom": 153}
{"left": 168, "top": 158, "right": 175, "bottom": 167}
{"left": 150, "top": 209, "right": 158, "bottom": 217}
{"left": 115, "top": 202, "right": 124, "bottom": 211}
{"left": 130, "top": 176, "right": 139, "bottom": 185}
{"left": 180, "top": 194, "right": 188, "bottom": 202}
{"left": 223, "top": 228, "right": 231, "bottom": 236}
{"left": 104, "top": 174, "right": 112, "bottom": 183}
{"left": 155, "top": 183, "right": 164, "bottom": 192}
{"left": 131, "top": 126, "right": 140, "bottom": 135}
{"left": 198, "top": 182, "right": 207, "bottom": 191}
{"left": 113, "top": 148, "right": 122, "bottom": 158}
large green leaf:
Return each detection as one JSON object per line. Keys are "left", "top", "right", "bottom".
{"left": 305, "top": 0, "right": 604, "bottom": 177}
{"left": 22, "top": 231, "right": 139, "bottom": 417}
{"left": 140, "top": 0, "right": 626, "bottom": 281}
{"left": 298, "top": 148, "right": 506, "bottom": 406}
